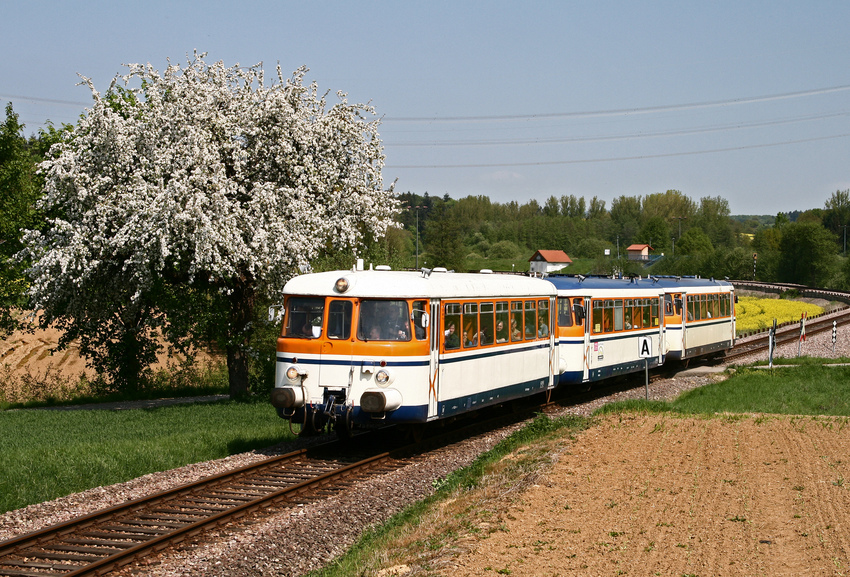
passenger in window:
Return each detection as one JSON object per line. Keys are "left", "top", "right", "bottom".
{"left": 538, "top": 320, "right": 549, "bottom": 337}
{"left": 511, "top": 318, "right": 521, "bottom": 340}
{"left": 368, "top": 325, "right": 381, "bottom": 340}
{"left": 444, "top": 323, "right": 460, "bottom": 349}
{"left": 464, "top": 325, "right": 478, "bottom": 347}
{"left": 496, "top": 321, "right": 508, "bottom": 343}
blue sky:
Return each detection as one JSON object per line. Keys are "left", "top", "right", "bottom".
{"left": 3, "top": 0, "right": 849, "bottom": 216}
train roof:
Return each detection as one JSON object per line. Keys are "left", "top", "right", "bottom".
{"left": 546, "top": 275, "right": 734, "bottom": 295}
{"left": 283, "top": 269, "right": 557, "bottom": 299}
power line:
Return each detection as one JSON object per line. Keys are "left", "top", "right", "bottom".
{"left": 386, "top": 133, "right": 850, "bottom": 169}
{"left": 0, "top": 93, "right": 89, "bottom": 107}
{"left": 385, "top": 111, "right": 850, "bottom": 147}
{"left": 385, "top": 84, "right": 850, "bottom": 123}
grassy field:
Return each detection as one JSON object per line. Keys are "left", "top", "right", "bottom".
{"left": 311, "top": 362, "right": 850, "bottom": 577}
{"left": 0, "top": 398, "right": 293, "bottom": 514}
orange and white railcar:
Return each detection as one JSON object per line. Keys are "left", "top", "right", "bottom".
{"left": 270, "top": 268, "right": 557, "bottom": 436}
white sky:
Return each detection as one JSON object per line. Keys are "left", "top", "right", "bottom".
{"left": 3, "top": 0, "right": 849, "bottom": 215}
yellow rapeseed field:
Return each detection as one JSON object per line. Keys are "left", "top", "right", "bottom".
{"left": 736, "top": 296, "right": 823, "bottom": 334}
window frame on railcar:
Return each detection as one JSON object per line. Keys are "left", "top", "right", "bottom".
{"left": 440, "top": 297, "right": 554, "bottom": 353}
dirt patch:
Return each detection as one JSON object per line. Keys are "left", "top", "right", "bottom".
{"left": 447, "top": 414, "right": 850, "bottom": 576}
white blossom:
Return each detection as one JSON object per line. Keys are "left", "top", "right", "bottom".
{"left": 23, "top": 52, "right": 399, "bottom": 313}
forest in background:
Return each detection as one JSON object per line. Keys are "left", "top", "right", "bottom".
{"left": 377, "top": 189, "right": 850, "bottom": 290}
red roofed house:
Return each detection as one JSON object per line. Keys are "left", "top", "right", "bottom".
{"left": 626, "top": 244, "right": 653, "bottom": 261}
{"left": 528, "top": 250, "right": 573, "bottom": 274}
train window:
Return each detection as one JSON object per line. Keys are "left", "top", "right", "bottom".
{"left": 443, "top": 303, "right": 461, "bottom": 349}
{"left": 480, "top": 302, "right": 495, "bottom": 345}
{"left": 524, "top": 301, "right": 537, "bottom": 339}
{"left": 327, "top": 300, "right": 352, "bottom": 340}
{"left": 557, "top": 297, "right": 573, "bottom": 327}
{"left": 463, "top": 302, "right": 479, "bottom": 348}
{"left": 537, "top": 300, "right": 550, "bottom": 337}
{"left": 642, "top": 299, "right": 652, "bottom": 329}
{"left": 412, "top": 300, "right": 428, "bottom": 340}
{"left": 496, "top": 301, "right": 510, "bottom": 343}
{"left": 285, "top": 297, "right": 325, "bottom": 338}
{"left": 712, "top": 294, "right": 720, "bottom": 318}
{"left": 688, "top": 296, "right": 697, "bottom": 321}
{"left": 602, "top": 300, "right": 614, "bottom": 333}
{"left": 510, "top": 301, "right": 524, "bottom": 342}
{"left": 624, "top": 299, "right": 633, "bottom": 329}
{"left": 699, "top": 295, "right": 707, "bottom": 320}
{"left": 358, "top": 300, "right": 411, "bottom": 341}
{"left": 613, "top": 299, "right": 624, "bottom": 332}
{"left": 592, "top": 300, "right": 604, "bottom": 334}
{"left": 664, "top": 294, "right": 674, "bottom": 316}
{"left": 651, "top": 298, "right": 659, "bottom": 326}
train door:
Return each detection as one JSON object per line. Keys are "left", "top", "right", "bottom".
{"left": 582, "top": 296, "right": 592, "bottom": 382}
{"left": 427, "top": 299, "right": 441, "bottom": 420}
{"left": 547, "top": 295, "right": 556, "bottom": 390}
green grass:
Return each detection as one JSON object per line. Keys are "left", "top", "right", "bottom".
{"left": 0, "top": 397, "right": 293, "bottom": 514}
{"left": 593, "top": 363, "right": 850, "bottom": 417}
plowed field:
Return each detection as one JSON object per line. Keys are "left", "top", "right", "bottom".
{"left": 450, "top": 414, "right": 850, "bottom": 576}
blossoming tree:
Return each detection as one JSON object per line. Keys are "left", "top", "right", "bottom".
{"left": 22, "top": 53, "right": 398, "bottom": 395}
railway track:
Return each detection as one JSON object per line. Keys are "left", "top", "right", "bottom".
{"left": 0, "top": 406, "right": 532, "bottom": 577}
{"left": 0, "top": 439, "right": 403, "bottom": 577}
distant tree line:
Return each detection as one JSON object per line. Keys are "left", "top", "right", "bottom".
{"left": 395, "top": 188, "right": 850, "bottom": 290}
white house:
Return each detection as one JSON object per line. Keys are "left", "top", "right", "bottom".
{"left": 528, "top": 250, "right": 573, "bottom": 275}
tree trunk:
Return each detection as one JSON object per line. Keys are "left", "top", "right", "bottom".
{"left": 226, "top": 277, "right": 255, "bottom": 397}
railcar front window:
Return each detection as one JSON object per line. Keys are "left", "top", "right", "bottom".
{"left": 285, "top": 297, "right": 325, "bottom": 338}
{"left": 358, "top": 300, "right": 411, "bottom": 341}
{"left": 327, "top": 300, "right": 352, "bottom": 340}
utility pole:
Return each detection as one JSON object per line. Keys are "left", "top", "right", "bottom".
{"left": 407, "top": 205, "right": 422, "bottom": 268}
{"left": 673, "top": 216, "right": 686, "bottom": 238}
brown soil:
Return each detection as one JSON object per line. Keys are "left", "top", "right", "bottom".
{"left": 448, "top": 414, "right": 850, "bottom": 576}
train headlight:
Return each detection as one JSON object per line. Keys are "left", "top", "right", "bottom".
{"left": 334, "top": 277, "right": 350, "bottom": 293}
{"left": 285, "top": 365, "right": 307, "bottom": 381}
{"left": 375, "top": 369, "right": 390, "bottom": 385}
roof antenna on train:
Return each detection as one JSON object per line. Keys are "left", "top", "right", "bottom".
{"left": 421, "top": 267, "right": 433, "bottom": 278}
{"left": 577, "top": 274, "right": 586, "bottom": 283}
{"left": 676, "top": 276, "right": 681, "bottom": 282}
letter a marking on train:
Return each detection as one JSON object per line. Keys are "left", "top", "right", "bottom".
{"left": 639, "top": 336, "right": 652, "bottom": 358}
